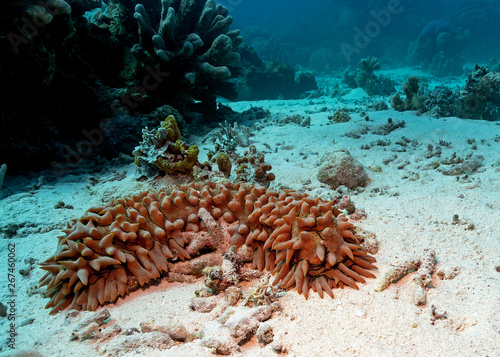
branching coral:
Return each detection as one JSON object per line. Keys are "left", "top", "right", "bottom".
{"left": 344, "top": 56, "right": 395, "bottom": 96}
{"left": 132, "top": 0, "right": 243, "bottom": 119}
{"left": 39, "top": 181, "right": 377, "bottom": 313}
{"left": 389, "top": 76, "right": 425, "bottom": 112}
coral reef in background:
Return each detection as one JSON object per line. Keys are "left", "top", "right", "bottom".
{"left": 407, "top": 20, "right": 468, "bottom": 76}
{"left": 343, "top": 57, "right": 395, "bottom": 96}
{"left": 241, "top": 26, "right": 310, "bottom": 69}
{"left": 455, "top": 65, "right": 500, "bottom": 121}
{"left": 487, "top": 58, "right": 500, "bottom": 72}
{"left": 132, "top": 0, "right": 244, "bottom": 121}
{"left": 308, "top": 48, "right": 344, "bottom": 74}
{"left": 241, "top": 61, "right": 317, "bottom": 100}
{"left": 451, "top": 0, "right": 500, "bottom": 61}
{"left": 1, "top": 0, "right": 124, "bottom": 173}
{"left": 3, "top": 0, "right": 72, "bottom": 26}
{"left": 0, "top": 0, "right": 245, "bottom": 173}
{"left": 391, "top": 66, "right": 500, "bottom": 121}
{"left": 39, "top": 181, "right": 377, "bottom": 313}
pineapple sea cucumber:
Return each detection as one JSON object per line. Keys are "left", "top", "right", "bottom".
{"left": 39, "top": 181, "right": 377, "bottom": 313}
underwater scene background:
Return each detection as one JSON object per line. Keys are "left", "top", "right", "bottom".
{"left": 0, "top": 1, "right": 499, "bottom": 356}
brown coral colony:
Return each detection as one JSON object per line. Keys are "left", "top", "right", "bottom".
{"left": 39, "top": 182, "right": 376, "bottom": 314}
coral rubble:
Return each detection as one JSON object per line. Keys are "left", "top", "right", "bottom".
{"left": 39, "top": 181, "right": 377, "bottom": 313}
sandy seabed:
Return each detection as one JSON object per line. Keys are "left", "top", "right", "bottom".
{"left": 0, "top": 70, "right": 499, "bottom": 357}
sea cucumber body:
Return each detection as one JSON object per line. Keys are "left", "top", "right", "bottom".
{"left": 40, "top": 181, "right": 376, "bottom": 313}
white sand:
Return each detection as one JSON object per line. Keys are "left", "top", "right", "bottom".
{"left": 1, "top": 71, "right": 499, "bottom": 357}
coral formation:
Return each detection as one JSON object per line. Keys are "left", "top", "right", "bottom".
{"left": 210, "top": 120, "right": 253, "bottom": 153}
{"left": 407, "top": 20, "right": 468, "bottom": 76}
{"left": 328, "top": 108, "right": 351, "bottom": 124}
{"left": 39, "top": 181, "right": 377, "bottom": 313}
{"left": 234, "top": 145, "right": 275, "bottom": 187}
{"left": 212, "top": 152, "right": 232, "bottom": 179}
{"left": 391, "top": 66, "right": 500, "bottom": 120}
{"left": 199, "top": 245, "right": 243, "bottom": 296}
{"left": 206, "top": 125, "right": 275, "bottom": 185}
{"left": 317, "top": 150, "right": 370, "bottom": 190}
{"left": 262, "top": 113, "right": 311, "bottom": 127}
{"left": 0, "top": 0, "right": 247, "bottom": 173}
{"left": 7, "top": 0, "right": 72, "bottom": 26}
{"left": 389, "top": 76, "right": 424, "bottom": 112}
{"left": 132, "top": 0, "right": 244, "bottom": 119}
{"left": 372, "top": 118, "right": 406, "bottom": 135}
{"left": 456, "top": 65, "right": 500, "bottom": 121}
{"left": 133, "top": 115, "right": 200, "bottom": 179}
{"left": 344, "top": 57, "right": 395, "bottom": 96}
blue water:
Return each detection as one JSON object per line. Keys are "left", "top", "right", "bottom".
{"left": 229, "top": 0, "right": 500, "bottom": 65}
